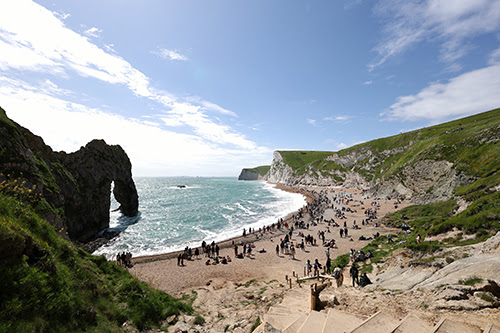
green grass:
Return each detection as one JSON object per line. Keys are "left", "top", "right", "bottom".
{"left": 330, "top": 253, "right": 350, "bottom": 269}
{"left": 278, "top": 151, "right": 334, "bottom": 172}
{"left": 458, "top": 276, "right": 484, "bottom": 286}
{"left": 477, "top": 292, "right": 495, "bottom": 303}
{"left": 0, "top": 193, "right": 192, "bottom": 332}
{"left": 271, "top": 108, "right": 500, "bottom": 184}
{"left": 246, "top": 165, "right": 271, "bottom": 176}
{"left": 250, "top": 317, "right": 261, "bottom": 332}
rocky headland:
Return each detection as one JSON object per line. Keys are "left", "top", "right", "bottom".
{"left": 0, "top": 107, "right": 138, "bottom": 245}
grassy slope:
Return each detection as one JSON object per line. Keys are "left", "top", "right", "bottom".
{"left": 277, "top": 108, "right": 500, "bottom": 181}
{"left": 245, "top": 165, "right": 271, "bottom": 177}
{"left": 0, "top": 193, "right": 192, "bottom": 332}
{"left": 274, "top": 109, "right": 500, "bottom": 273}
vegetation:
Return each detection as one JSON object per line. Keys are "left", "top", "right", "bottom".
{"left": 274, "top": 108, "right": 499, "bottom": 182}
{"left": 0, "top": 191, "right": 192, "bottom": 332}
{"left": 250, "top": 317, "right": 261, "bottom": 332}
{"left": 458, "top": 276, "right": 484, "bottom": 286}
{"left": 245, "top": 165, "right": 271, "bottom": 176}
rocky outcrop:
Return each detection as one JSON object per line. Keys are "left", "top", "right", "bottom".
{"left": 0, "top": 107, "right": 138, "bottom": 243}
{"left": 266, "top": 151, "right": 296, "bottom": 184}
{"left": 260, "top": 150, "right": 474, "bottom": 203}
{"left": 56, "top": 140, "right": 139, "bottom": 242}
{"left": 238, "top": 169, "right": 264, "bottom": 181}
{"left": 367, "top": 160, "right": 475, "bottom": 203}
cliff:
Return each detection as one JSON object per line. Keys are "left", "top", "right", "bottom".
{"left": 0, "top": 107, "right": 138, "bottom": 242}
{"left": 238, "top": 165, "right": 270, "bottom": 180}
{"left": 250, "top": 108, "right": 500, "bottom": 204}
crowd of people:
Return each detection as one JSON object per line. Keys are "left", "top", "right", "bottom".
{"left": 116, "top": 252, "right": 133, "bottom": 268}
{"left": 168, "top": 187, "right": 401, "bottom": 292}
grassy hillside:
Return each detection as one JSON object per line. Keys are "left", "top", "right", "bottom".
{"left": 0, "top": 187, "right": 192, "bottom": 332}
{"left": 246, "top": 165, "right": 271, "bottom": 176}
{"left": 277, "top": 108, "right": 500, "bottom": 181}
{"left": 276, "top": 109, "right": 499, "bottom": 273}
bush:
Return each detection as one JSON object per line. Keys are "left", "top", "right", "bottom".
{"left": 331, "top": 254, "right": 349, "bottom": 269}
{"left": 405, "top": 241, "right": 442, "bottom": 253}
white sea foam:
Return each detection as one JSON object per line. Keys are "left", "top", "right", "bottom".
{"left": 94, "top": 178, "right": 306, "bottom": 259}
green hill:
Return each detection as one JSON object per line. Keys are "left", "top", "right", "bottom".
{"left": 247, "top": 165, "right": 271, "bottom": 176}
{"left": 274, "top": 108, "right": 499, "bottom": 182}
{"left": 265, "top": 108, "right": 500, "bottom": 243}
{"left": 0, "top": 189, "right": 192, "bottom": 332}
{"left": 0, "top": 108, "right": 192, "bottom": 332}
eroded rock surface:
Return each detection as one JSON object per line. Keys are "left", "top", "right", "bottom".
{"left": 0, "top": 107, "right": 138, "bottom": 243}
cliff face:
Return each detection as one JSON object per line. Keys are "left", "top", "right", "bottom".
{"left": 0, "top": 107, "right": 138, "bottom": 242}
{"left": 250, "top": 109, "right": 500, "bottom": 204}
{"left": 238, "top": 169, "right": 263, "bottom": 180}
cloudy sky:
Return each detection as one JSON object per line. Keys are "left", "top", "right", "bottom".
{"left": 1, "top": 0, "right": 499, "bottom": 177}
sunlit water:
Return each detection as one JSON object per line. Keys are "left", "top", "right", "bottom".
{"left": 94, "top": 177, "right": 306, "bottom": 259}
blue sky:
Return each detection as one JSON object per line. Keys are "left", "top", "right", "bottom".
{"left": 1, "top": 0, "right": 500, "bottom": 177}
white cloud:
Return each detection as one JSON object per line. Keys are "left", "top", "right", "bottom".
{"left": 52, "top": 11, "right": 70, "bottom": 21}
{"left": 370, "top": 0, "right": 500, "bottom": 70}
{"left": 0, "top": 0, "right": 154, "bottom": 98}
{"left": 84, "top": 27, "right": 102, "bottom": 38}
{"left": 307, "top": 118, "right": 317, "bottom": 126}
{"left": 0, "top": 0, "right": 261, "bottom": 168}
{"left": 324, "top": 115, "right": 351, "bottom": 122}
{"left": 489, "top": 44, "right": 500, "bottom": 64}
{"left": 0, "top": 77, "right": 271, "bottom": 176}
{"left": 152, "top": 48, "right": 189, "bottom": 61}
{"left": 382, "top": 64, "right": 500, "bottom": 121}
{"left": 336, "top": 142, "right": 348, "bottom": 150}
{"left": 162, "top": 103, "right": 256, "bottom": 149}
{"left": 363, "top": 80, "right": 373, "bottom": 85}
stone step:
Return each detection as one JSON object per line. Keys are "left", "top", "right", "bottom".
{"left": 267, "top": 304, "right": 305, "bottom": 314}
{"left": 484, "top": 324, "right": 500, "bottom": 333}
{"left": 297, "top": 310, "right": 327, "bottom": 333}
{"left": 349, "top": 311, "right": 400, "bottom": 333}
{"left": 389, "top": 314, "right": 432, "bottom": 333}
{"left": 282, "top": 313, "right": 309, "bottom": 333}
{"left": 264, "top": 312, "right": 304, "bottom": 331}
{"left": 323, "top": 309, "right": 366, "bottom": 333}
{"left": 430, "top": 318, "right": 482, "bottom": 333}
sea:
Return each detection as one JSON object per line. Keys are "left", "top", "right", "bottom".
{"left": 93, "top": 177, "right": 306, "bottom": 259}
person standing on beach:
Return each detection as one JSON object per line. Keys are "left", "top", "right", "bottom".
{"left": 340, "top": 228, "right": 344, "bottom": 238}
{"left": 275, "top": 244, "right": 279, "bottom": 256}
{"left": 350, "top": 264, "right": 359, "bottom": 287}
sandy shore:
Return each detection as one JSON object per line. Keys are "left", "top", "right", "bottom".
{"left": 129, "top": 185, "right": 409, "bottom": 296}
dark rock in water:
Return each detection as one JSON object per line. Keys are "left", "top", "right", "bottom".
{"left": 177, "top": 185, "right": 186, "bottom": 188}
{"left": 0, "top": 107, "right": 138, "bottom": 243}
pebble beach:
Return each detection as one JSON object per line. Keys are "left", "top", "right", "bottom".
{"left": 129, "top": 185, "right": 408, "bottom": 296}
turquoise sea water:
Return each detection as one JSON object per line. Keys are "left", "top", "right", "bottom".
{"left": 94, "top": 177, "right": 306, "bottom": 259}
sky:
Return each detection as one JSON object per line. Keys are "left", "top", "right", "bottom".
{"left": 1, "top": 0, "right": 500, "bottom": 177}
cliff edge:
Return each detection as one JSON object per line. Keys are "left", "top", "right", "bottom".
{"left": 249, "top": 108, "right": 499, "bottom": 204}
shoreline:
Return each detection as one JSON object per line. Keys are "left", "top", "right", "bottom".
{"left": 129, "top": 183, "right": 409, "bottom": 296}
{"left": 131, "top": 182, "right": 319, "bottom": 264}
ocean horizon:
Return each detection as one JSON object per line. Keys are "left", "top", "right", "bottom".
{"left": 94, "top": 177, "right": 306, "bottom": 259}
